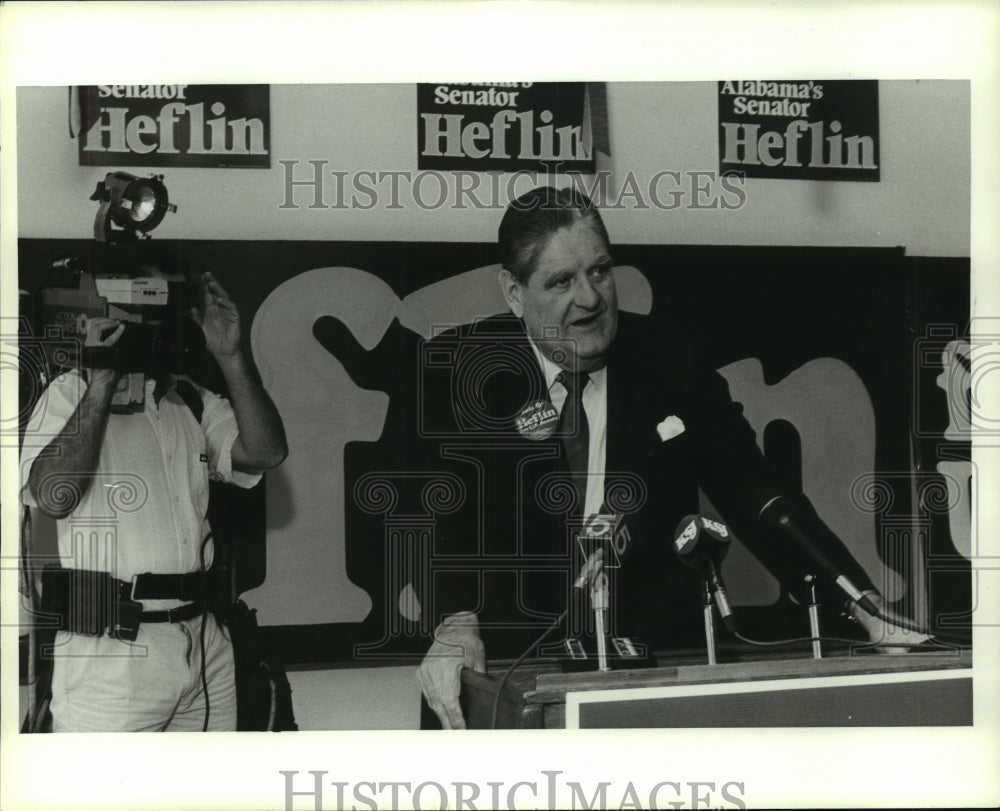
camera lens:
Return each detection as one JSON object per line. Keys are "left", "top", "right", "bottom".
{"left": 117, "top": 317, "right": 206, "bottom": 374}
{"left": 150, "top": 317, "right": 207, "bottom": 374}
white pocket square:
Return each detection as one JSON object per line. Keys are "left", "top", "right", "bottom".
{"left": 656, "top": 415, "right": 686, "bottom": 442}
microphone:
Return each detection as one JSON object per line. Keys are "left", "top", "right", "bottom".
{"left": 564, "top": 512, "right": 645, "bottom": 670}
{"left": 569, "top": 521, "right": 616, "bottom": 671}
{"left": 573, "top": 547, "right": 604, "bottom": 590}
{"left": 756, "top": 495, "right": 880, "bottom": 618}
{"left": 673, "top": 515, "right": 737, "bottom": 633}
{"left": 573, "top": 513, "right": 631, "bottom": 588}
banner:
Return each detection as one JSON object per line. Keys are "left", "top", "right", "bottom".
{"left": 76, "top": 84, "right": 270, "bottom": 168}
{"left": 718, "top": 80, "right": 879, "bottom": 181}
{"left": 417, "top": 82, "right": 598, "bottom": 173}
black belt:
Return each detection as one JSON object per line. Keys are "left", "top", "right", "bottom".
{"left": 118, "top": 571, "right": 208, "bottom": 603}
{"left": 39, "top": 567, "right": 209, "bottom": 640}
{"left": 139, "top": 601, "right": 206, "bottom": 624}
{"left": 120, "top": 573, "right": 207, "bottom": 624}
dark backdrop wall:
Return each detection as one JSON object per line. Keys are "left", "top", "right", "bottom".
{"left": 18, "top": 238, "right": 971, "bottom": 663}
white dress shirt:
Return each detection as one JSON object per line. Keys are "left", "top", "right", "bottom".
{"left": 20, "top": 370, "right": 260, "bottom": 595}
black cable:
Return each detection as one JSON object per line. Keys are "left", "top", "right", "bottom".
{"left": 731, "top": 617, "right": 967, "bottom": 650}
{"left": 869, "top": 609, "right": 931, "bottom": 635}
{"left": 198, "top": 532, "right": 212, "bottom": 732}
{"left": 490, "top": 609, "right": 568, "bottom": 730}
{"left": 734, "top": 629, "right": 969, "bottom": 651}
{"left": 733, "top": 630, "right": 883, "bottom": 648}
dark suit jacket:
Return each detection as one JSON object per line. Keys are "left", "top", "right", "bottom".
{"left": 392, "top": 311, "right": 873, "bottom": 658}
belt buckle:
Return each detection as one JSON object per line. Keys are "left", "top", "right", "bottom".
{"left": 129, "top": 573, "right": 141, "bottom": 602}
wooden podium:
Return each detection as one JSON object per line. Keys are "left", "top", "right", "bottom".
{"left": 460, "top": 648, "right": 972, "bottom": 729}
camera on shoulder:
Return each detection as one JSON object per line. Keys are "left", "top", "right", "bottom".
{"left": 35, "top": 242, "right": 206, "bottom": 411}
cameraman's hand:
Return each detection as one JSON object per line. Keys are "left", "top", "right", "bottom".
{"left": 416, "top": 612, "right": 486, "bottom": 729}
{"left": 84, "top": 317, "right": 124, "bottom": 347}
{"left": 196, "top": 272, "right": 242, "bottom": 358}
{"left": 83, "top": 317, "right": 124, "bottom": 387}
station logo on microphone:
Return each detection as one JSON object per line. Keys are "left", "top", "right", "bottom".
{"left": 718, "top": 80, "right": 879, "bottom": 181}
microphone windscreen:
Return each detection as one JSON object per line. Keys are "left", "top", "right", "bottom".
{"left": 673, "top": 514, "right": 732, "bottom": 565}
{"left": 673, "top": 515, "right": 701, "bottom": 561}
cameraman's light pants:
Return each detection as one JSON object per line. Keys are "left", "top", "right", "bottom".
{"left": 49, "top": 613, "right": 236, "bottom": 732}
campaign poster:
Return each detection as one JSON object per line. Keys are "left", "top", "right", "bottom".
{"left": 76, "top": 84, "right": 271, "bottom": 169}
{"left": 718, "top": 80, "right": 880, "bottom": 181}
{"left": 417, "top": 81, "right": 597, "bottom": 173}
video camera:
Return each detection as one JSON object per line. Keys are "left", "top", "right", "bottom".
{"left": 37, "top": 247, "right": 207, "bottom": 411}
{"left": 30, "top": 171, "right": 204, "bottom": 411}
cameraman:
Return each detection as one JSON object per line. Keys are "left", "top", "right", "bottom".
{"left": 20, "top": 265, "right": 287, "bottom": 732}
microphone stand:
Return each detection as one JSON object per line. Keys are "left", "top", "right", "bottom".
{"left": 590, "top": 570, "right": 611, "bottom": 672}
{"left": 703, "top": 580, "right": 718, "bottom": 665}
{"left": 805, "top": 574, "right": 822, "bottom": 659}
{"left": 560, "top": 537, "right": 654, "bottom": 672}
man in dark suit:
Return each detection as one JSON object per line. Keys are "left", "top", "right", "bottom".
{"left": 412, "top": 186, "right": 919, "bottom": 728}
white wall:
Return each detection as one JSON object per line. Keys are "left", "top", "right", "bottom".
{"left": 16, "top": 82, "right": 969, "bottom": 256}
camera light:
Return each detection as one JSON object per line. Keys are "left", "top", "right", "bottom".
{"left": 91, "top": 171, "right": 177, "bottom": 243}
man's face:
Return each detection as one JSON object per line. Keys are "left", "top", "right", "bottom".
{"left": 501, "top": 221, "right": 619, "bottom": 372}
